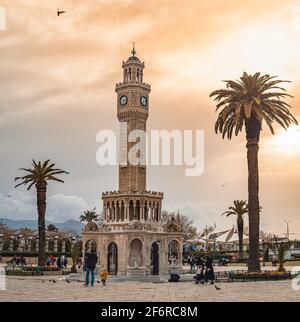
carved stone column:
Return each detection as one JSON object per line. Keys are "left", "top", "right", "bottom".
{"left": 61, "top": 240, "right": 66, "bottom": 253}
{"left": 150, "top": 206, "right": 154, "bottom": 222}
{"left": 9, "top": 236, "right": 14, "bottom": 252}
{"left": 0, "top": 234, "right": 3, "bottom": 252}
{"left": 109, "top": 207, "right": 113, "bottom": 222}
{"left": 17, "top": 235, "right": 23, "bottom": 252}
{"left": 158, "top": 205, "right": 162, "bottom": 222}
{"left": 45, "top": 238, "right": 49, "bottom": 253}
{"left": 54, "top": 237, "right": 58, "bottom": 253}
{"left": 27, "top": 237, "right": 32, "bottom": 252}
{"left": 141, "top": 206, "right": 145, "bottom": 221}
{"left": 125, "top": 205, "right": 129, "bottom": 221}
{"left": 36, "top": 237, "right": 39, "bottom": 252}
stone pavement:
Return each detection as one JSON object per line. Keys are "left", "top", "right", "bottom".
{"left": 0, "top": 275, "right": 300, "bottom": 302}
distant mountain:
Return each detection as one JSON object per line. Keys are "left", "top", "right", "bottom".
{"left": 0, "top": 218, "right": 84, "bottom": 234}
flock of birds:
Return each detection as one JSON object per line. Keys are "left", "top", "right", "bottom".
{"left": 40, "top": 278, "right": 221, "bottom": 290}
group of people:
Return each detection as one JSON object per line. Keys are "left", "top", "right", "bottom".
{"left": 7, "top": 255, "right": 27, "bottom": 267}
{"left": 46, "top": 254, "right": 68, "bottom": 269}
{"left": 84, "top": 249, "right": 108, "bottom": 287}
{"left": 192, "top": 255, "right": 215, "bottom": 285}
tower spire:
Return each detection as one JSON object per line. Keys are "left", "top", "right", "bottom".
{"left": 131, "top": 41, "right": 136, "bottom": 57}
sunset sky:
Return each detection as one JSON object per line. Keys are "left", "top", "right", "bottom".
{"left": 0, "top": 0, "right": 300, "bottom": 237}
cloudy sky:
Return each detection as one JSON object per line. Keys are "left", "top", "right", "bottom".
{"left": 0, "top": 0, "right": 300, "bottom": 236}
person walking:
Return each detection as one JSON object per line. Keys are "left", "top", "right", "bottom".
{"left": 190, "top": 255, "right": 196, "bottom": 271}
{"left": 64, "top": 257, "right": 68, "bottom": 269}
{"left": 84, "top": 249, "right": 98, "bottom": 287}
{"left": 50, "top": 254, "right": 54, "bottom": 266}
{"left": 57, "top": 255, "right": 61, "bottom": 269}
{"left": 204, "top": 255, "right": 215, "bottom": 285}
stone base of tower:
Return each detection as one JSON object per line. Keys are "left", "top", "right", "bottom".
{"left": 82, "top": 228, "right": 183, "bottom": 277}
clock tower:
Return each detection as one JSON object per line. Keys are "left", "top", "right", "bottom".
{"left": 116, "top": 43, "right": 150, "bottom": 193}
{"left": 82, "top": 46, "right": 183, "bottom": 278}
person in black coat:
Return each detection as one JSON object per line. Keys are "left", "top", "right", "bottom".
{"left": 84, "top": 249, "right": 98, "bottom": 287}
{"left": 204, "top": 255, "right": 215, "bottom": 285}
{"left": 193, "top": 263, "right": 205, "bottom": 284}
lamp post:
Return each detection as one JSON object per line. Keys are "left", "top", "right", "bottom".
{"left": 284, "top": 221, "right": 291, "bottom": 241}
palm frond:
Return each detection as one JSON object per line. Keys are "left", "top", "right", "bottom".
{"left": 210, "top": 73, "right": 298, "bottom": 140}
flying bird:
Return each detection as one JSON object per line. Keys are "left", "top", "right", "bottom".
{"left": 57, "top": 8, "right": 66, "bottom": 16}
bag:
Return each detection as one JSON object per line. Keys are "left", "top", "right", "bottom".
{"left": 169, "top": 273, "right": 180, "bottom": 282}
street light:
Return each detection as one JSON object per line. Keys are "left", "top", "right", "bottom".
{"left": 284, "top": 221, "right": 291, "bottom": 240}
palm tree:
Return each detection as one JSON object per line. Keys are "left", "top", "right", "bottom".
{"left": 15, "top": 160, "right": 68, "bottom": 267}
{"left": 80, "top": 208, "right": 98, "bottom": 223}
{"left": 222, "top": 200, "right": 248, "bottom": 260}
{"left": 210, "top": 72, "right": 298, "bottom": 272}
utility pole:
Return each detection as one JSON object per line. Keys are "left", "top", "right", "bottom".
{"left": 284, "top": 221, "right": 291, "bottom": 240}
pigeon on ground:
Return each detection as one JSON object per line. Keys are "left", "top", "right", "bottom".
{"left": 215, "top": 284, "right": 221, "bottom": 290}
{"left": 52, "top": 279, "right": 57, "bottom": 283}
{"left": 66, "top": 279, "right": 71, "bottom": 283}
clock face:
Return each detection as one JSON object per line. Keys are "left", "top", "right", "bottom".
{"left": 119, "top": 95, "right": 128, "bottom": 106}
{"left": 140, "top": 96, "right": 148, "bottom": 107}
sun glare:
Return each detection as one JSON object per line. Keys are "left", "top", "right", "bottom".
{"left": 266, "top": 125, "right": 300, "bottom": 157}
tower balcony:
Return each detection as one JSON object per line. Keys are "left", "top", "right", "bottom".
{"left": 115, "top": 81, "right": 151, "bottom": 92}
{"left": 101, "top": 190, "right": 164, "bottom": 225}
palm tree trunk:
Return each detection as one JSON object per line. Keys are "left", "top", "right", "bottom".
{"left": 246, "top": 116, "right": 261, "bottom": 272}
{"left": 246, "top": 137, "right": 261, "bottom": 272}
{"left": 237, "top": 217, "right": 244, "bottom": 260}
{"left": 36, "top": 182, "right": 47, "bottom": 267}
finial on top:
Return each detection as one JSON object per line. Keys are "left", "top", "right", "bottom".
{"left": 131, "top": 42, "right": 136, "bottom": 57}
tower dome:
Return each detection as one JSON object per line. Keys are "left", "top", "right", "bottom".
{"left": 122, "top": 43, "right": 145, "bottom": 83}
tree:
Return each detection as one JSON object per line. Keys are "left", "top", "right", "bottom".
{"left": 210, "top": 72, "right": 298, "bottom": 272}
{"left": 0, "top": 219, "right": 7, "bottom": 231}
{"left": 161, "top": 211, "right": 197, "bottom": 243}
{"left": 15, "top": 160, "right": 68, "bottom": 267}
{"left": 0, "top": 220, "right": 10, "bottom": 251}
{"left": 47, "top": 224, "right": 58, "bottom": 232}
{"left": 79, "top": 208, "right": 98, "bottom": 223}
{"left": 222, "top": 200, "right": 248, "bottom": 259}
{"left": 267, "top": 236, "right": 292, "bottom": 272}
